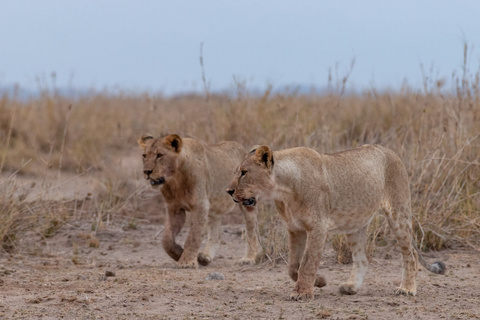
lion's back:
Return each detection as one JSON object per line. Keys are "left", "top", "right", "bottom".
{"left": 206, "top": 141, "right": 246, "bottom": 168}
{"left": 203, "top": 141, "right": 246, "bottom": 190}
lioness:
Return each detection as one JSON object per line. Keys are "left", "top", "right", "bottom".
{"left": 139, "top": 134, "right": 261, "bottom": 268}
{"left": 227, "top": 144, "right": 445, "bottom": 300}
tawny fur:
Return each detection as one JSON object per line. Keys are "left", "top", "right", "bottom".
{"left": 139, "top": 134, "right": 261, "bottom": 268}
{"left": 227, "top": 144, "right": 445, "bottom": 300}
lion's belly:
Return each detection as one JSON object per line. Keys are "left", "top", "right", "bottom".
{"left": 326, "top": 209, "right": 377, "bottom": 234}
{"left": 324, "top": 173, "right": 384, "bottom": 233}
{"left": 323, "top": 189, "right": 383, "bottom": 234}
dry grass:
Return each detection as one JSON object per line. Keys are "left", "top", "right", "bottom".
{"left": 0, "top": 177, "right": 69, "bottom": 252}
{"left": 1, "top": 54, "right": 479, "bottom": 260}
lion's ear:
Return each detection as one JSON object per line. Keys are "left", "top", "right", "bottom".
{"left": 163, "top": 134, "right": 183, "bottom": 153}
{"left": 255, "top": 145, "right": 274, "bottom": 169}
{"left": 138, "top": 134, "right": 154, "bottom": 148}
{"left": 248, "top": 145, "right": 261, "bottom": 154}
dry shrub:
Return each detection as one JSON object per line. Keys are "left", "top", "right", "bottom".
{"left": 331, "top": 234, "right": 353, "bottom": 265}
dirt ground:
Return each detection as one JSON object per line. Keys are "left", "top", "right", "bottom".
{"left": 0, "top": 216, "right": 479, "bottom": 320}
{"left": 1, "top": 154, "right": 479, "bottom": 320}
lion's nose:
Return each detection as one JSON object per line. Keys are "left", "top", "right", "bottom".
{"left": 144, "top": 170, "right": 153, "bottom": 176}
{"left": 226, "top": 189, "right": 234, "bottom": 196}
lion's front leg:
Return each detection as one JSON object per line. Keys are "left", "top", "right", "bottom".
{"left": 238, "top": 205, "right": 262, "bottom": 265}
{"left": 290, "top": 228, "right": 327, "bottom": 301}
{"left": 177, "top": 202, "right": 209, "bottom": 268}
{"left": 287, "top": 230, "right": 327, "bottom": 288}
{"left": 162, "top": 208, "right": 186, "bottom": 261}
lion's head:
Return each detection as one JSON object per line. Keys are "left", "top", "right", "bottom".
{"left": 138, "top": 134, "right": 183, "bottom": 188}
{"left": 226, "top": 145, "right": 276, "bottom": 207}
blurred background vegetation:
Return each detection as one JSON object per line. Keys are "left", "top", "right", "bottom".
{"left": 1, "top": 55, "right": 479, "bottom": 262}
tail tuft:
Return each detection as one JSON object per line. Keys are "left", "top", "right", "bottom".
{"left": 413, "top": 240, "right": 446, "bottom": 275}
{"left": 430, "top": 261, "right": 446, "bottom": 274}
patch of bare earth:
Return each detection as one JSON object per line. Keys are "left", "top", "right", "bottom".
{"left": 0, "top": 217, "right": 479, "bottom": 320}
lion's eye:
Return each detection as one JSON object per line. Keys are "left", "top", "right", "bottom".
{"left": 156, "top": 154, "right": 163, "bottom": 159}
{"left": 142, "top": 154, "right": 146, "bottom": 159}
{"left": 241, "top": 170, "right": 247, "bottom": 176}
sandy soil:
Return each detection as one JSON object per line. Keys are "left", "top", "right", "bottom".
{"left": 1, "top": 216, "right": 479, "bottom": 320}
{"left": 2, "top": 155, "right": 479, "bottom": 319}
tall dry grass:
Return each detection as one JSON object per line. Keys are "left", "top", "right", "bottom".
{"left": 1, "top": 54, "right": 479, "bottom": 258}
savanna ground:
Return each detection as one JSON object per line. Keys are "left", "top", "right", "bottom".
{"left": 1, "top": 51, "right": 480, "bottom": 319}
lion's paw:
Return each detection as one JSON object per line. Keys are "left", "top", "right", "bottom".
{"left": 238, "top": 256, "right": 256, "bottom": 265}
{"left": 289, "top": 290, "right": 313, "bottom": 301}
{"left": 339, "top": 283, "right": 357, "bottom": 295}
{"left": 197, "top": 252, "right": 212, "bottom": 266}
{"left": 394, "top": 287, "right": 416, "bottom": 296}
{"left": 177, "top": 259, "right": 198, "bottom": 269}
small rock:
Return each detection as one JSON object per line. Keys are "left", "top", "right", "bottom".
{"left": 205, "top": 272, "right": 225, "bottom": 280}
{"left": 105, "top": 270, "right": 115, "bottom": 277}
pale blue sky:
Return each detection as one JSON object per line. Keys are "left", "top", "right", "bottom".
{"left": 1, "top": 1, "right": 479, "bottom": 95}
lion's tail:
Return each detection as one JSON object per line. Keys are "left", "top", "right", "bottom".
{"left": 412, "top": 240, "right": 446, "bottom": 274}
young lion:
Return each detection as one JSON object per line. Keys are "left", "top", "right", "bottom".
{"left": 138, "top": 134, "right": 261, "bottom": 268}
{"left": 227, "top": 144, "right": 445, "bottom": 300}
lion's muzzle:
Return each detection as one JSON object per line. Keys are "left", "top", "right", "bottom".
{"left": 226, "top": 189, "right": 256, "bottom": 207}
{"left": 226, "top": 189, "right": 240, "bottom": 203}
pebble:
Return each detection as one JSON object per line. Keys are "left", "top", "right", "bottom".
{"left": 205, "top": 272, "right": 225, "bottom": 280}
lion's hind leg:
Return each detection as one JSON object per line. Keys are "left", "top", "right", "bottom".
{"left": 383, "top": 151, "right": 418, "bottom": 295}
{"left": 385, "top": 207, "right": 418, "bottom": 296}
{"left": 198, "top": 212, "right": 222, "bottom": 266}
{"left": 339, "top": 226, "right": 368, "bottom": 295}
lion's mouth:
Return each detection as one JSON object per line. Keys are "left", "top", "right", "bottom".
{"left": 229, "top": 192, "right": 256, "bottom": 207}
{"left": 242, "top": 197, "right": 256, "bottom": 207}
{"left": 149, "top": 177, "right": 165, "bottom": 186}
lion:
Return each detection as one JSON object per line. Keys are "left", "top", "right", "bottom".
{"left": 138, "top": 134, "right": 261, "bottom": 268}
{"left": 227, "top": 144, "right": 445, "bottom": 300}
